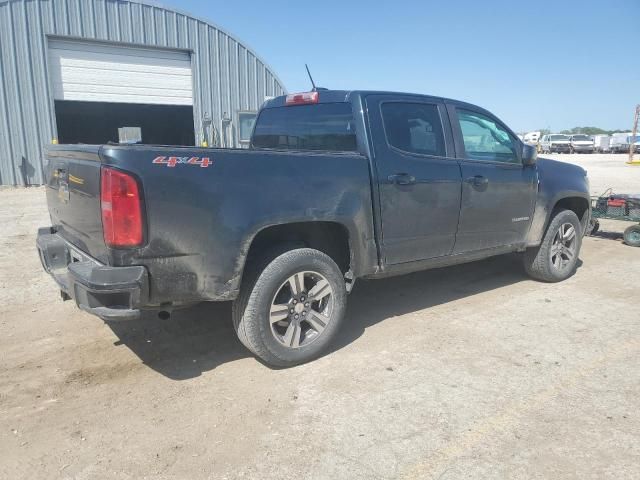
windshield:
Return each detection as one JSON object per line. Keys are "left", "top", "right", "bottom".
{"left": 550, "top": 135, "right": 570, "bottom": 141}
{"left": 571, "top": 135, "right": 591, "bottom": 141}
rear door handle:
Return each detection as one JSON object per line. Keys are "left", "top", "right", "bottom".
{"left": 465, "top": 175, "right": 489, "bottom": 187}
{"left": 388, "top": 173, "right": 416, "bottom": 185}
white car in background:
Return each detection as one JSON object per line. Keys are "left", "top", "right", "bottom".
{"left": 539, "top": 134, "right": 571, "bottom": 153}
{"left": 569, "top": 134, "right": 594, "bottom": 154}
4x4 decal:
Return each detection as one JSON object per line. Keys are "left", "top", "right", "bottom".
{"left": 152, "top": 156, "right": 211, "bottom": 168}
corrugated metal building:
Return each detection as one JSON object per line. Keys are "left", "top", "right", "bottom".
{"left": 0, "top": 0, "right": 286, "bottom": 186}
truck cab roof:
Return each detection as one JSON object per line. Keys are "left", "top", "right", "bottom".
{"left": 262, "top": 89, "right": 469, "bottom": 109}
{"left": 260, "top": 90, "right": 510, "bottom": 137}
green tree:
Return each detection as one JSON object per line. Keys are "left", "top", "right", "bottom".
{"left": 556, "top": 127, "right": 628, "bottom": 135}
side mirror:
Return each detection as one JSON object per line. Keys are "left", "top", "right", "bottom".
{"left": 522, "top": 143, "right": 537, "bottom": 166}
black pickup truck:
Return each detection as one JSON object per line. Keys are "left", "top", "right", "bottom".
{"left": 37, "top": 90, "right": 590, "bottom": 366}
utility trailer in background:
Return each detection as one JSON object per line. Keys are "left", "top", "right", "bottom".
{"left": 610, "top": 133, "right": 640, "bottom": 153}
{"left": 524, "top": 131, "right": 541, "bottom": 145}
{"left": 589, "top": 190, "right": 640, "bottom": 247}
{"left": 592, "top": 135, "right": 611, "bottom": 153}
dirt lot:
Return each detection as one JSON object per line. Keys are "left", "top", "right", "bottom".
{"left": 1, "top": 154, "right": 639, "bottom": 479}
{"left": 549, "top": 152, "right": 640, "bottom": 195}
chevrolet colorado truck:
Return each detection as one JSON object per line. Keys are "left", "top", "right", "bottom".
{"left": 37, "top": 90, "right": 591, "bottom": 367}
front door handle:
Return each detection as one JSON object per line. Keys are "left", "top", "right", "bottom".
{"left": 388, "top": 173, "right": 416, "bottom": 185}
{"left": 465, "top": 175, "right": 489, "bottom": 188}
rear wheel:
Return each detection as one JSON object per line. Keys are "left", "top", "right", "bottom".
{"left": 232, "top": 248, "right": 347, "bottom": 367}
{"left": 524, "top": 209, "right": 582, "bottom": 282}
{"left": 623, "top": 225, "right": 640, "bottom": 247}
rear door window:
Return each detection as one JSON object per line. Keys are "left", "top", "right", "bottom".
{"left": 251, "top": 103, "right": 357, "bottom": 152}
{"left": 381, "top": 103, "right": 446, "bottom": 157}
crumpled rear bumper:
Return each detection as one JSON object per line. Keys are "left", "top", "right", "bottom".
{"left": 36, "top": 227, "right": 148, "bottom": 321}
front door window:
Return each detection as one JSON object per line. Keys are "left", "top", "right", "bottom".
{"left": 457, "top": 110, "right": 519, "bottom": 164}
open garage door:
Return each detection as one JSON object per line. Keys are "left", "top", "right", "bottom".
{"left": 48, "top": 39, "right": 195, "bottom": 145}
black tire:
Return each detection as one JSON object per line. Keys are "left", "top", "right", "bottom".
{"left": 623, "top": 225, "right": 640, "bottom": 247}
{"left": 524, "top": 209, "right": 582, "bottom": 282}
{"left": 232, "top": 248, "right": 347, "bottom": 367}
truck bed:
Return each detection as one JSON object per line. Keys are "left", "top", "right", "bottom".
{"left": 44, "top": 144, "right": 376, "bottom": 305}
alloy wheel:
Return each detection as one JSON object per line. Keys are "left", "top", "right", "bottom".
{"left": 550, "top": 223, "right": 577, "bottom": 271}
{"left": 269, "top": 271, "right": 334, "bottom": 349}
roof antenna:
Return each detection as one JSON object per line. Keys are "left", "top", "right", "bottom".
{"left": 305, "top": 64, "right": 317, "bottom": 91}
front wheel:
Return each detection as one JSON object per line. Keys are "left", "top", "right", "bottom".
{"left": 524, "top": 209, "right": 582, "bottom": 282}
{"left": 232, "top": 248, "right": 347, "bottom": 367}
{"left": 623, "top": 225, "right": 640, "bottom": 247}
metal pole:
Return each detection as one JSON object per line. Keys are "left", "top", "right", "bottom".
{"left": 629, "top": 104, "right": 640, "bottom": 165}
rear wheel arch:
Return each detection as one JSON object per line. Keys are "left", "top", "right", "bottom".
{"left": 241, "top": 221, "right": 353, "bottom": 282}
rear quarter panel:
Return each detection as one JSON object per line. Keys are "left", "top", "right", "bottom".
{"left": 100, "top": 146, "right": 376, "bottom": 304}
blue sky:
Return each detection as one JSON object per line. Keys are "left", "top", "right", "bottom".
{"left": 169, "top": 0, "right": 638, "bottom": 133}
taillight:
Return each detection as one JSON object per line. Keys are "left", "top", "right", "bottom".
{"left": 285, "top": 91, "right": 319, "bottom": 105}
{"left": 100, "top": 166, "right": 143, "bottom": 248}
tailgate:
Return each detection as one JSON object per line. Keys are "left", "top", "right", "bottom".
{"left": 45, "top": 145, "right": 108, "bottom": 263}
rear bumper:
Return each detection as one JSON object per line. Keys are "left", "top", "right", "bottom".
{"left": 36, "top": 227, "right": 148, "bottom": 321}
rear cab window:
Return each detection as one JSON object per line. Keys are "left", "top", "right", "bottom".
{"left": 251, "top": 103, "right": 357, "bottom": 152}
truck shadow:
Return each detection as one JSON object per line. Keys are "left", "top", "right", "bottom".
{"left": 107, "top": 301, "right": 241, "bottom": 380}
{"left": 587, "top": 231, "right": 624, "bottom": 241}
{"left": 333, "top": 254, "right": 533, "bottom": 354}
{"left": 106, "top": 254, "right": 580, "bottom": 379}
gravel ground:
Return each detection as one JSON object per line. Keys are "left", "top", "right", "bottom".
{"left": 1, "top": 154, "right": 639, "bottom": 479}
{"left": 542, "top": 152, "right": 640, "bottom": 196}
